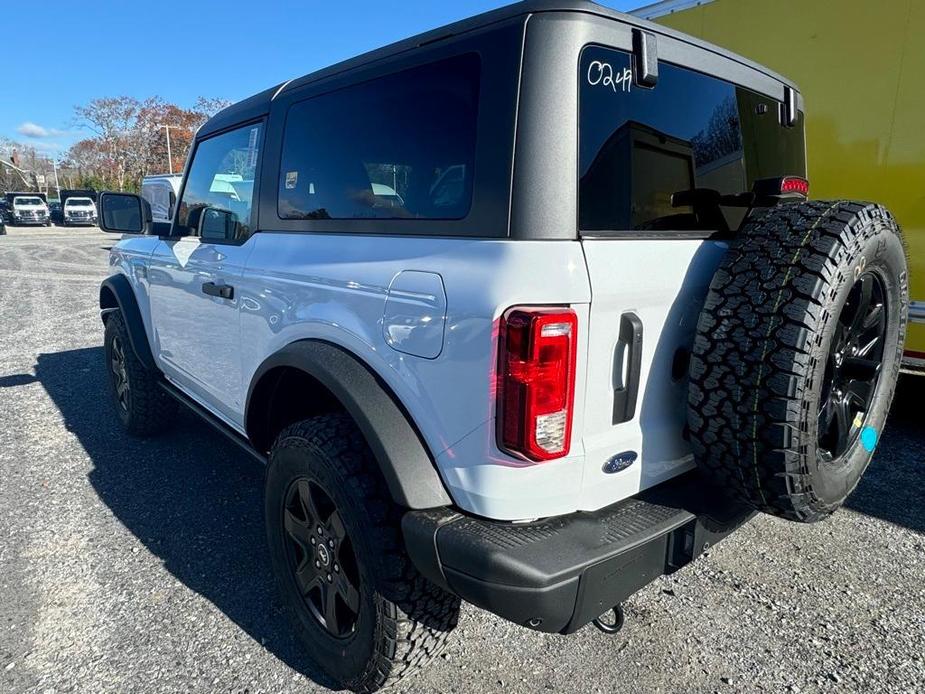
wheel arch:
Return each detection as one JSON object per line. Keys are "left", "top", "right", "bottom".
{"left": 245, "top": 340, "right": 453, "bottom": 510}
{"left": 99, "top": 274, "right": 156, "bottom": 371}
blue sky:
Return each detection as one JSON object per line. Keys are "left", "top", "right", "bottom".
{"left": 2, "top": 0, "right": 638, "bottom": 156}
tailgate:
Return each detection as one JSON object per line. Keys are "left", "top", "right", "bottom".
{"left": 579, "top": 238, "right": 725, "bottom": 508}
{"left": 574, "top": 43, "right": 806, "bottom": 510}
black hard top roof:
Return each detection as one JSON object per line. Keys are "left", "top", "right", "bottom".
{"left": 200, "top": 0, "right": 795, "bottom": 138}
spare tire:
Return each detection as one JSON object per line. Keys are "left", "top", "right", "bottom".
{"left": 688, "top": 201, "right": 908, "bottom": 522}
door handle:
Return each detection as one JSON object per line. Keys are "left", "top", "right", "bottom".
{"left": 613, "top": 312, "right": 643, "bottom": 425}
{"left": 202, "top": 282, "right": 234, "bottom": 300}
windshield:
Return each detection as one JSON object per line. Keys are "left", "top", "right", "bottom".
{"left": 15, "top": 197, "right": 43, "bottom": 206}
{"left": 65, "top": 198, "right": 93, "bottom": 207}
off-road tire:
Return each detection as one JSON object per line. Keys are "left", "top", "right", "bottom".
{"left": 689, "top": 201, "right": 908, "bottom": 522}
{"left": 265, "top": 414, "right": 460, "bottom": 693}
{"left": 103, "top": 311, "right": 176, "bottom": 436}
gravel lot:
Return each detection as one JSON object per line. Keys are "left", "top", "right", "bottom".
{"left": 1, "top": 225, "right": 923, "bottom": 694}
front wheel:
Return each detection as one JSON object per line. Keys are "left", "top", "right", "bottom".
{"left": 103, "top": 311, "right": 176, "bottom": 436}
{"left": 265, "top": 414, "right": 459, "bottom": 692}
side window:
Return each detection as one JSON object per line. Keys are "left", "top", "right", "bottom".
{"left": 278, "top": 53, "right": 480, "bottom": 222}
{"left": 177, "top": 123, "right": 262, "bottom": 240}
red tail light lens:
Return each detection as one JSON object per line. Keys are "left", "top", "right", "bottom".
{"left": 498, "top": 307, "right": 578, "bottom": 462}
{"left": 780, "top": 176, "right": 810, "bottom": 197}
{"left": 753, "top": 176, "right": 810, "bottom": 199}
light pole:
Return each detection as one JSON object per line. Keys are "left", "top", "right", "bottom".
{"left": 157, "top": 124, "right": 174, "bottom": 174}
{"left": 50, "top": 158, "right": 61, "bottom": 199}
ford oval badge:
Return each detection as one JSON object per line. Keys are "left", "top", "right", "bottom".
{"left": 603, "top": 451, "right": 637, "bottom": 474}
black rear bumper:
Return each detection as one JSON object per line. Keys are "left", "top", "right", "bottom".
{"left": 402, "top": 473, "right": 753, "bottom": 634}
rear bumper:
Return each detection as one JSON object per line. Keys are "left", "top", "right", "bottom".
{"left": 403, "top": 473, "right": 753, "bottom": 634}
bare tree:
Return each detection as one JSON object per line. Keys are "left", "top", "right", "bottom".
{"left": 74, "top": 96, "right": 141, "bottom": 191}
{"left": 0, "top": 137, "right": 59, "bottom": 192}
{"left": 66, "top": 95, "right": 234, "bottom": 191}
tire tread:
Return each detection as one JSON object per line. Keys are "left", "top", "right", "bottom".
{"left": 688, "top": 200, "right": 906, "bottom": 522}
{"left": 273, "top": 414, "right": 459, "bottom": 693}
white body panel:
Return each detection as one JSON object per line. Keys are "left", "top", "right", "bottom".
{"left": 237, "top": 234, "right": 591, "bottom": 519}
{"left": 576, "top": 238, "right": 727, "bottom": 510}
{"left": 147, "top": 237, "right": 254, "bottom": 426}
{"left": 107, "top": 229, "right": 724, "bottom": 520}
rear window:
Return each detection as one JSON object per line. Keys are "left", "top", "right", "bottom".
{"left": 579, "top": 45, "right": 806, "bottom": 233}
{"left": 278, "top": 53, "right": 481, "bottom": 221}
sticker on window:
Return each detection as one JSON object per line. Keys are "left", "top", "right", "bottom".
{"left": 285, "top": 171, "right": 298, "bottom": 190}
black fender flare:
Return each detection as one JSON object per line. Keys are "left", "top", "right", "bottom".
{"left": 99, "top": 274, "right": 156, "bottom": 371}
{"left": 246, "top": 340, "right": 453, "bottom": 510}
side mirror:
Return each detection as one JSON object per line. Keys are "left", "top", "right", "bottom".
{"left": 99, "top": 192, "right": 152, "bottom": 234}
{"left": 189, "top": 206, "right": 239, "bottom": 240}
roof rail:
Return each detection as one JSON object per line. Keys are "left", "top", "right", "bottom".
{"left": 631, "top": 0, "right": 715, "bottom": 21}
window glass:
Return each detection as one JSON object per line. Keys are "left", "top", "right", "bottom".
{"left": 142, "top": 183, "right": 168, "bottom": 220}
{"left": 177, "top": 123, "right": 262, "bottom": 240}
{"left": 579, "top": 45, "right": 806, "bottom": 233}
{"left": 278, "top": 53, "right": 480, "bottom": 221}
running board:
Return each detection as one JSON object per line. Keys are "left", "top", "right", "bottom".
{"left": 159, "top": 380, "right": 267, "bottom": 465}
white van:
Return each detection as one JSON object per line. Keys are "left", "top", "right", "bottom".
{"left": 140, "top": 174, "right": 183, "bottom": 224}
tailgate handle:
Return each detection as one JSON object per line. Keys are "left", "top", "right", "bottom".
{"left": 612, "top": 312, "right": 643, "bottom": 425}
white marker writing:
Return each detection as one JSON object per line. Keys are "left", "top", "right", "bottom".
{"left": 587, "top": 61, "right": 633, "bottom": 94}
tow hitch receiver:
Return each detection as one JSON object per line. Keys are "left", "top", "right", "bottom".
{"left": 592, "top": 605, "right": 625, "bottom": 635}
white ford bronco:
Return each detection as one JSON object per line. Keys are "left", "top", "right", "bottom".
{"left": 97, "top": 2, "right": 908, "bottom": 690}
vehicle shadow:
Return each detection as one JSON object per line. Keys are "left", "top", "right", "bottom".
{"left": 34, "top": 346, "right": 340, "bottom": 690}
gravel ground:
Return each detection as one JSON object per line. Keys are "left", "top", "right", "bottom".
{"left": 1, "top": 226, "right": 923, "bottom": 694}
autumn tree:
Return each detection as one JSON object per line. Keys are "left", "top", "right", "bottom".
{"left": 74, "top": 96, "right": 140, "bottom": 191}
{"left": 67, "top": 95, "right": 232, "bottom": 191}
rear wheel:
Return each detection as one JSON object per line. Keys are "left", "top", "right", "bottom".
{"left": 688, "top": 201, "right": 908, "bottom": 522}
{"left": 265, "top": 414, "right": 459, "bottom": 692}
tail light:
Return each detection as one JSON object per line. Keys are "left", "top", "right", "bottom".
{"left": 780, "top": 176, "right": 810, "bottom": 196}
{"left": 497, "top": 307, "right": 577, "bottom": 462}
{"left": 753, "top": 176, "right": 810, "bottom": 199}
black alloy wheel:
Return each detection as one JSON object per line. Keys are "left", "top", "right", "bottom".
{"left": 282, "top": 478, "right": 361, "bottom": 639}
{"left": 110, "top": 334, "right": 130, "bottom": 412}
{"left": 818, "top": 271, "right": 888, "bottom": 461}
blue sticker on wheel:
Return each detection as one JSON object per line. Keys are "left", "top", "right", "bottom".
{"left": 860, "top": 426, "right": 878, "bottom": 453}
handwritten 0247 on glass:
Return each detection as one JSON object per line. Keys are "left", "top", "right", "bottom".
{"left": 587, "top": 60, "right": 632, "bottom": 94}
